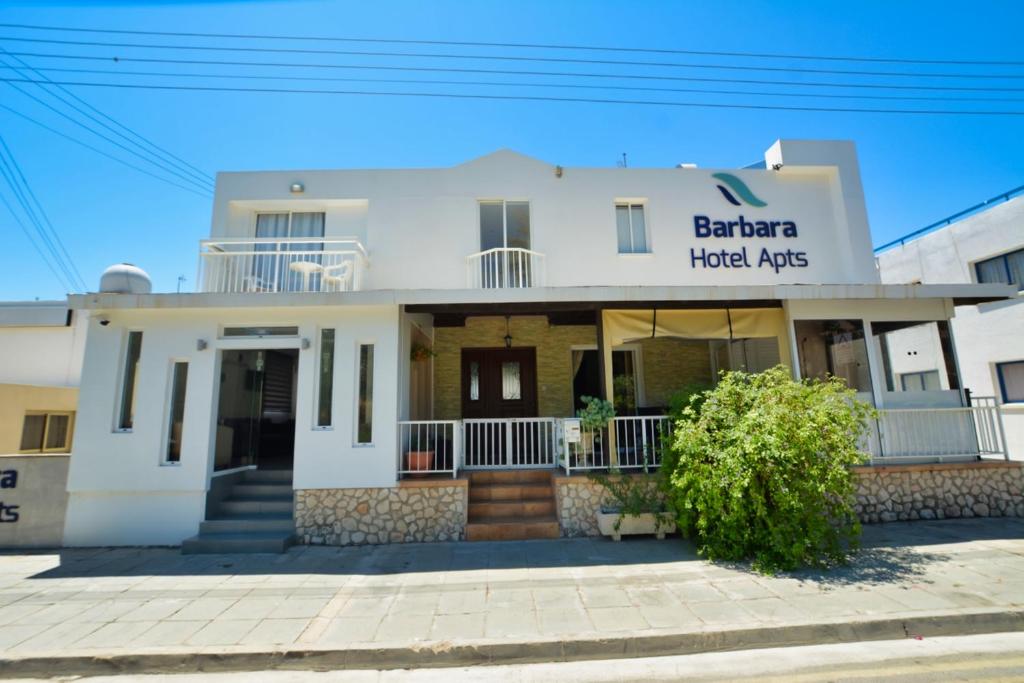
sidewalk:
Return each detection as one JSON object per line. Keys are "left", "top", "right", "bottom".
{"left": 0, "top": 519, "right": 1022, "bottom": 676}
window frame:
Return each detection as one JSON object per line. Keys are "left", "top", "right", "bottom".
{"left": 114, "top": 330, "right": 143, "bottom": 433}
{"left": 899, "top": 369, "right": 941, "bottom": 392}
{"left": 19, "top": 411, "right": 75, "bottom": 454}
{"left": 614, "top": 201, "right": 651, "bottom": 255}
{"left": 354, "top": 342, "right": 375, "bottom": 446}
{"left": 251, "top": 210, "right": 327, "bottom": 240}
{"left": 314, "top": 328, "right": 336, "bottom": 429}
{"left": 162, "top": 360, "right": 189, "bottom": 465}
{"left": 996, "top": 360, "right": 1024, "bottom": 404}
{"left": 478, "top": 199, "right": 532, "bottom": 252}
{"left": 974, "top": 247, "right": 1024, "bottom": 291}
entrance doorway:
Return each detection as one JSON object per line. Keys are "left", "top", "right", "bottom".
{"left": 214, "top": 349, "right": 298, "bottom": 471}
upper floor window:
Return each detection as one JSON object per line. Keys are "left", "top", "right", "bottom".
{"left": 20, "top": 412, "right": 74, "bottom": 453}
{"left": 117, "top": 331, "right": 143, "bottom": 431}
{"left": 253, "top": 212, "right": 326, "bottom": 292}
{"left": 616, "top": 203, "right": 648, "bottom": 254}
{"left": 479, "top": 201, "right": 530, "bottom": 251}
{"left": 975, "top": 247, "right": 1024, "bottom": 291}
{"left": 997, "top": 360, "right": 1024, "bottom": 403}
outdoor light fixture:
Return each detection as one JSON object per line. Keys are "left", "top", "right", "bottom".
{"left": 196, "top": 339, "right": 208, "bottom": 351}
{"left": 504, "top": 316, "right": 513, "bottom": 349}
{"left": 290, "top": 182, "right": 305, "bottom": 194}
{"left": 301, "top": 337, "right": 311, "bottom": 350}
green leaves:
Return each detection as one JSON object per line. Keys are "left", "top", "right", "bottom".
{"left": 660, "top": 366, "right": 873, "bottom": 573}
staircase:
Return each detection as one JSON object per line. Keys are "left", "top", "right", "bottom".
{"left": 182, "top": 469, "right": 296, "bottom": 554}
{"left": 466, "top": 470, "right": 560, "bottom": 541}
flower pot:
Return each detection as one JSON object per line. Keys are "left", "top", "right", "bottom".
{"left": 404, "top": 450, "right": 435, "bottom": 476}
{"left": 596, "top": 509, "right": 676, "bottom": 542}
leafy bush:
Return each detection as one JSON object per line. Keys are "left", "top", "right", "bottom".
{"left": 667, "top": 382, "right": 712, "bottom": 423}
{"left": 576, "top": 395, "right": 615, "bottom": 430}
{"left": 661, "top": 366, "right": 874, "bottom": 573}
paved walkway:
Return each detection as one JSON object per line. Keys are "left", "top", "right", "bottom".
{"left": 0, "top": 519, "right": 1022, "bottom": 672}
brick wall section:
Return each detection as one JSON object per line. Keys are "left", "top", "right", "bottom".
{"left": 433, "top": 316, "right": 595, "bottom": 419}
{"left": 294, "top": 480, "right": 468, "bottom": 545}
{"left": 635, "top": 338, "right": 712, "bottom": 408}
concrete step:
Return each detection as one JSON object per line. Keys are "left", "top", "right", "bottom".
{"left": 243, "top": 469, "right": 294, "bottom": 483}
{"left": 181, "top": 531, "right": 296, "bottom": 554}
{"left": 468, "top": 470, "right": 554, "bottom": 485}
{"left": 469, "top": 499, "right": 555, "bottom": 520}
{"left": 465, "top": 517, "right": 560, "bottom": 542}
{"left": 231, "top": 483, "right": 294, "bottom": 498}
{"left": 199, "top": 515, "right": 295, "bottom": 534}
{"left": 469, "top": 482, "right": 553, "bottom": 502}
{"left": 219, "top": 498, "right": 293, "bottom": 515}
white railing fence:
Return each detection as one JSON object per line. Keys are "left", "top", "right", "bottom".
{"left": 198, "top": 237, "right": 368, "bottom": 294}
{"left": 562, "top": 425, "right": 610, "bottom": 474}
{"left": 865, "top": 402, "right": 1008, "bottom": 462}
{"left": 466, "top": 248, "right": 545, "bottom": 289}
{"left": 462, "top": 417, "right": 558, "bottom": 469}
{"left": 397, "top": 421, "right": 460, "bottom": 478}
{"left": 614, "top": 416, "right": 672, "bottom": 471}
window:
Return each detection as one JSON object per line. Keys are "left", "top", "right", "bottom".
{"left": 222, "top": 326, "right": 299, "bottom": 338}
{"left": 900, "top": 370, "right": 940, "bottom": 392}
{"left": 316, "top": 329, "right": 335, "bottom": 427}
{"left": 356, "top": 344, "right": 374, "bottom": 443}
{"left": 794, "top": 319, "right": 873, "bottom": 394}
{"left": 253, "top": 212, "right": 326, "bottom": 292}
{"left": 997, "top": 361, "right": 1024, "bottom": 403}
{"left": 20, "top": 412, "right": 74, "bottom": 453}
{"left": 976, "top": 248, "right": 1024, "bottom": 291}
{"left": 501, "top": 361, "right": 522, "bottom": 400}
{"left": 615, "top": 203, "right": 648, "bottom": 253}
{"left": 165, "top": 362, "right": 188, "bottom": 463}
{"left": 117, "top": 331, "right": 143, "bottom": 431}
{"left": 478, "top": 201, "right": 533, "bottom": 288}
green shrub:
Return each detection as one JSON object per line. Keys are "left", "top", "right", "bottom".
{"left": 661, "top": 366, "right": 874, "bottom": 573}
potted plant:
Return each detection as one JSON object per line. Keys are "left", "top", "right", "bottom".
{"left": 404, "top": 434, "right": 435, "bottom": 475}
{"left": 592, "top": 468, "right": 676, "bottom": 541}
{"left": 576, "top": 395, "right": 614, "bottom": 466}
{"left": 410, "top": 342, "right": 435, "bottom": 363}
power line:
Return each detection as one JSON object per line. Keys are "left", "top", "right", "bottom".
{"left": 0, "top": 190, "right": 73, "bottom": 292}
{"left": 0, "top": 101, "right": 213, "bottom": 198}
{"left": 0, "top": 48, "right": 213, "bottom": 185}
{"left": 0, "top": 54, "right": 213, "bottom": 190}
{"left": 3, "top": 77, "right": 1023, "bottom": 116}
{"left": 0, "top": 144, "right": 78, "bottom": 291}
{"left": 0, "top": 77, "right": 214, "bottom": 194}
{"left": 1, "top": 22, "right": 1021, "bottom": 67}
{"left": 8, "top": 50, "right": 1024, "bottom": 94}
{"left": 2, "top": 35, "right": 1023, "bottom": 80}
{"left": 0, "top": 133, "right": 86, "bottom": 290}
{"left": 4, "top": 64, "right": 1024, "bottom": 104}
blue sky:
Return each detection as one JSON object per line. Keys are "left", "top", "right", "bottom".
{"left": 0, "top": 0, "right": 1022, "bottom": 299}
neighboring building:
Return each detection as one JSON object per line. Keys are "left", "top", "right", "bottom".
{"left": 0, "top": 301, "right": 85, "bottom": 547}
{"left": 63, "top": 141, "right": 1015, "bottom": 550}
{"left": 877, "top": 192, "right": 1024, "bottom": 459}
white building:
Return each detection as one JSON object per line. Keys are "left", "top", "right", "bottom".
{"left": 876, "top": 192, "right": 1024, "bottom": 459}
{"left": 62, "top": 140, "right": 1016, "bottom": 550}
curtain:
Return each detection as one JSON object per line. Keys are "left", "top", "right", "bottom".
{"left": 286, "top": 212, "right": 326, "bottom": 291}
{"left": 253, "top": 213, "right": 289, "bottom": 290}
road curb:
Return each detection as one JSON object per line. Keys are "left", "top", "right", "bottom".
{"left": 2, "top": 608, "right": 1022, "bottom": 677}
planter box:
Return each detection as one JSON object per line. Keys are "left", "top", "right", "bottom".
{"left": 596, "top": 509, "right": 676, "bottom": 541}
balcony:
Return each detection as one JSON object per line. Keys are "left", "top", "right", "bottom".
{"left": 198, "top": 237, "right": 368, "bottom": 294}
{"left": 466, "top": 247, "right": 545, "bottom": 289}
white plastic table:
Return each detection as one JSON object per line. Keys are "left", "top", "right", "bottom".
{"left": 288, "top": 261, "right": 323, "bottom": 292}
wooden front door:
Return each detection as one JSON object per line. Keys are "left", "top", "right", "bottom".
{"left": 461, "top": 348, "right": 538, "bottom": 419}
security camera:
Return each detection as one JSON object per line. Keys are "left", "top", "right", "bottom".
{"left": 99, "top": 319, "right": 110, "bottom": 326}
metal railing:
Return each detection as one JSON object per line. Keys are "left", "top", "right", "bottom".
{"left": 561, "top": 416, "right": 672, "bottom": 474}
{"left": 466, "top": 247, "right": 545, "bottom": 289}
{"left": 198, "top": 237, "right": 368, "bottom": 294}
{"left": 865, "top": 401, "right": 1008, "bottom": 462}
{"left": 397, "top": 420, "right": 460, "bottom": 478}
{"left": 462, "top": 417, "right": 558, "bottom": 469}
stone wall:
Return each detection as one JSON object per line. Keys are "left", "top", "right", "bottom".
{"left": 295, "top": 480, "right": 467, "bottom": 546}
{"left": 433, "top": 316, "right": 595, "bottom": 419}
{"left": 554, "top": 473, "right": 664, "bottom": 537}
{"left": 854, "top": 461, "right": 1024, "bottom": 523}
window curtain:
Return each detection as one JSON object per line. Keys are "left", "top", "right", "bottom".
{"left": 253, "top": 213, "right": 289, "bottom": 291}
{"left": 286, "top": 212, "right": 325, "bottom": 291}
{"left": 976, "top": 258, "right": 1008, "bottom": 284}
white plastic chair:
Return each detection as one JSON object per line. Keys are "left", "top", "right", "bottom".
{"left": 321, "top": 261, "right": 353, "bottom": 292}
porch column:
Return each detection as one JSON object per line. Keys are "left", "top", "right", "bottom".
{"left": 597, "top": 308, "right": 618, "bottom": 466}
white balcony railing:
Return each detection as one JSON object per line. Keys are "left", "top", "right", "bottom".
{"left": 198, "top": 237, "right": 368, "bottom": 294}
{"left": 466, "top": 247, "right": 545, "bottom": 289}
{"left": 864, "top": 401, "right": 1008, "bottom": 463}
{"left": 397, "top": 420, "right": 460, "bottom": 478}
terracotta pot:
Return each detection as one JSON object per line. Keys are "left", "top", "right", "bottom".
{"left": 405, "top": 450, "right": 435, "bottom": 475}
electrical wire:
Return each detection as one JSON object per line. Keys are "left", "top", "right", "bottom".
{"left": 0, "top": 48, "right": 213, "bottom": 186}
{"left": 7, "top": 50, "right": 1024, "bottom": 94}
{"left": 3, "top": 64, "right": 1023, "bottom": 103}
{"left": 1, "top": 77, "right": 1022, "bottom": 116}
{"left": 0, "top": 22, "right": 1021, "bottom": 67}
{"left": 0, "top": 102, "right": 213, "bottom": 198}
{"left": 2, "top": 35, "right": 1022, "bottom": 80}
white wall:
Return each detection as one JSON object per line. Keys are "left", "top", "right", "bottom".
{"left": 209, "top": 140, "right": 879, "bottom": 291}
{"left": 0, "top": 304, "right": 85, "bottom": 387}
{"left": 877, "top": 195, "right": 1024, "bottom": 458}
{"left": 64, "top": 304, "right": 401, "bottom": 546}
